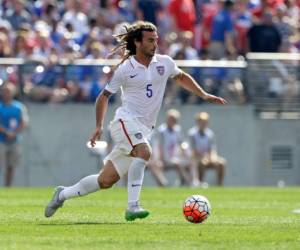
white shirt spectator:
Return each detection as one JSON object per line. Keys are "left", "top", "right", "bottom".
{"left": 188, "top": 127, "right": 216, "bottom": 155}
{"left": 157, "top": 123, "right": 184, "bottom": 162}
{"left": 62, "top": 10, "right": 88, "bottom": 35}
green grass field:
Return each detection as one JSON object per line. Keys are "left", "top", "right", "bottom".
{"left": 0, "top": 187, "right": 300, "bottom": 250}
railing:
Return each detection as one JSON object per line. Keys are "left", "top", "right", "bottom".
{"left": 0, "top": 53, "right": 299, "bottom": 117}
{"left": 246, "top": 53, "right": 300, "bottom": 116}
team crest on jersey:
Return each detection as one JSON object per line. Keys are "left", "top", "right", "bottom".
{"left": 135, "top": 133, "right": 143, "bottom": 139}
{"left": 156, "top": 66, "right": 165, "bottom": 76}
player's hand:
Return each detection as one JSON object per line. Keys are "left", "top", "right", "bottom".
{"left": 204, "top": 94, "right": 227, "bottom": 105}
{"left": 90, "top": 127, "right": 103, "bottom": 147}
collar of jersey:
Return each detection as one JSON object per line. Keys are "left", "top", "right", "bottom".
{"left": 130, "top": 55, "right": 158, "bottom": 69}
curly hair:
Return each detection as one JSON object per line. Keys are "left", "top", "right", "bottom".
{"left": 111, "top": 21, "right": 157, "bottom": 66}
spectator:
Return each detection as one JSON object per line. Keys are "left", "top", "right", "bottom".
{"left": 209, "top": 0, "right": 236, "bottom": 59}
{"left": 247, "top": 11, "right": 282, "bottom": 52}
{"left": 62, "top": 0, "right": 89, "bottom": 37}
{"left": 274, "top": 4, "right": 294, "bottom": 52}
{"left": 234, "top": 0, "right": 253, "bottom": 55}
{"left": 0, "top": 32, "right": 11, "bottom": 57}
{"left": 136, "top": 0, "right": 161, "bottom": 25}
{"left": 188, "top": 112, "right": 226, "bottom": 186}
{"left": 148, "top": 109, "right": 191, "bottom": 186}
{"left": 169, "top": 31, "right": 198, "bottom": 60}
{"left": 168, "top": 0, "right": 196, "bottom": 32}
{"left": 0, "top": 82, "right": 28, "bottom": 186}
{"left": 5, "top": 0, "right": 32, "bottom": 30}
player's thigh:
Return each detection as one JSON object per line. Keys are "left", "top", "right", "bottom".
{"left": 131, "top": 142, "right": 152, "bottom": 160}
{"left": 103, "top": 145, "right": 133, "bottom": 179}
{"left": 109, "top": 118, "right": 151, "bottom": 156}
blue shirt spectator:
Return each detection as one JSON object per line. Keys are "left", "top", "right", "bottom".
{"left": 211, "top": 9, "right": 234, "bottom": 42}
{"left": 0, "top": 83, "right": 28, "bottom": 144}
{"left": 0, "top": 100, "right": 23, "bottom": 143}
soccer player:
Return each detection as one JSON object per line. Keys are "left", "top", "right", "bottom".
{"left": 45, "top": 21, "right": 226, "bottom": 221}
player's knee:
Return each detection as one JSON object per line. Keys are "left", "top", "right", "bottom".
{"left": 97, "top": 176, "right": 113, "bottom": 189}
{"left": 132, "top": 144, "right": 152, "bottom": 161}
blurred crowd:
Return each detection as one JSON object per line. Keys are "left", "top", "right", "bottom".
{"left": 0, "top": 0, "right": 299, "bottom": 103}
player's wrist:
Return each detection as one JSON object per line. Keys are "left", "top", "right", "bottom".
{"left": 96, "top": 125, "right": 103, "bottom": 129}
{"left": 202, "top": 93, "right": 209, "bottom": 100}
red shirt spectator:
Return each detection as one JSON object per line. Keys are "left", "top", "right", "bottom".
{"left": 168, "top": 0, "right": 196, "bottom": 32}
{"left": 201, "top": 2, "right": 219, "bottom": 49}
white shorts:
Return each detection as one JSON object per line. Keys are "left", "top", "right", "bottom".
{"left": 104, "top": 118, "right": 152, "bottom": 177}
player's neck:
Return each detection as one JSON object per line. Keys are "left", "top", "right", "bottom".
{"left": 134, "top": 53, "right": 152, "bottom": 68}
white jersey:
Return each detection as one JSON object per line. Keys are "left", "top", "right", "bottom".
{"left": 188, "top": 127, "right": 216, "bottom": 155}
{"left": 157, "top": 123, "right": 184, "bottom": 161}
{"left": 105, "top": 54, "right": 182, "bottom": 128}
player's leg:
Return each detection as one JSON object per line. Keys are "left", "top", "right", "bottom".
{"left": 125, "top": 143, "right": 151, "bottom": 221}
{"left": 44, "top": 160, "right": 120, "bottom": 218}
{"left": 60, "top": 159, "right": 119, "bottom": 200}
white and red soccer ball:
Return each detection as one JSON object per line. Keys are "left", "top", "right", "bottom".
{"left": 183, "top": 195, "right": 211, "bottom": 223}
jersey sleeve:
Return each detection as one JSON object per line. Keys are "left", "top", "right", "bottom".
{"left": 167, "top": 56, "right": 182, "bottom": 78}
{"left": 104, "top": 66, "right": 124, "bottom": 94}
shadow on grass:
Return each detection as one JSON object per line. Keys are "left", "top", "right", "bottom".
{"left": 38, "top": 221, "right": 127, "bottom": 226}
{"left": 37, "top": 221, "right": 186, "bottom": 226}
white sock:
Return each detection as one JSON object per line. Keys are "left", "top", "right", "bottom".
{"left": 127, "top": 157, "right": 147, "bottom": 208}
{"left": 59, "top": 174, "right": 100, "bottom": 201}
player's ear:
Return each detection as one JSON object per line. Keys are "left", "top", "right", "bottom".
{"left": 134, "top": 39, "right": 141, "bottom": 49}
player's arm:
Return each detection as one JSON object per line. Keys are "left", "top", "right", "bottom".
{"left": 173, "top": 71, "right": 227, "bottom": 104}
{"left": 90, "top": 65, "right": 123, "bottom": 147}
{"left": 90, "top": 90, "right": 112, "bottom": 147}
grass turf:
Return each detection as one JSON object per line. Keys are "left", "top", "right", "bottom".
{"left": 0, "top": 187, "right": 300, "bottom": 250}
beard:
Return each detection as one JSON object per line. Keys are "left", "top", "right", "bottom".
{"left": 142, "top": 47, "right": 156, "bottom": 58}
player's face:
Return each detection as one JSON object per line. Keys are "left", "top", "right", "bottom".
{"left": 139, "top": 31, "right": 158, "bottom": 58}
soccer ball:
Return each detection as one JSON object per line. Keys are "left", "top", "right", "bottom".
{"left": 183, "top": 195, "right": 211, "bottom": 223}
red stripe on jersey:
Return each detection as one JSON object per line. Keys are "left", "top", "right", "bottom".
{"left": 119, "top": 119, "right": 133, "bottom": 147}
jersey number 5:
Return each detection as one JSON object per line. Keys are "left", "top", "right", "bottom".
{"left": 146, "top": 84, "right": 153, "bottom": 98}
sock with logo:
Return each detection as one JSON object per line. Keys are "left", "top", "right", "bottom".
{"left": 127, "top": 157, "right": 147, "bottom": 208}
{"left": 59, "top": 174, "right": 100, "bottom": 201}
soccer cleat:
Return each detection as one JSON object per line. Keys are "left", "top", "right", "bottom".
{"left": 44, "top": 186, "right": 65, "bottom": 218}
{"left": 125, "top": 203, "right": 150, "bottom": 221}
